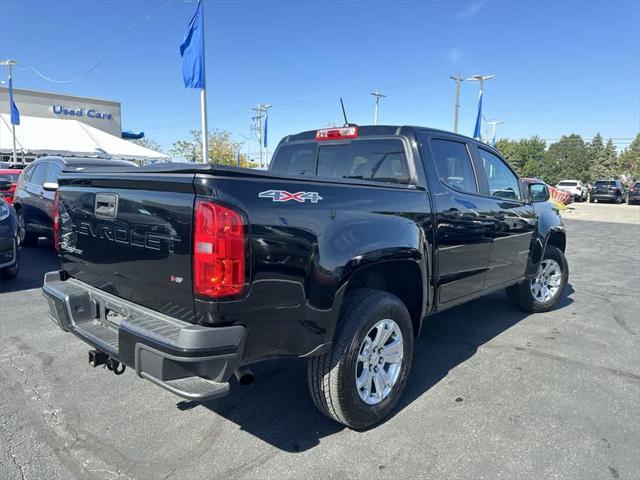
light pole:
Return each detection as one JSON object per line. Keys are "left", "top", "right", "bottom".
{"left": 371, "top": 91, "right": 386, "bottom": 125}
{"left": 1, "top": 59, "right": 18, "bottom": 163}
{"left": 261, "top": 104, "right": 272, "bottom": 168}
{"left": 467, "top": 74, "right": 496, "bottom": 140}
{"left": 449, "top": 75, "right": 463, "bottom": 133}
{"left": 485, "top": 119, "right": 504, "bottom": 146}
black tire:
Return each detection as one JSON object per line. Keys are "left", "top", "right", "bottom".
{"left": 589, "top": 197, "right": 594, "bottom": 203}
{"left": 506, "top": 245, "right": 569, "bottom": 313}
{"left": 16, "top": 209, "right": 38, "bottom": 247}
{"left": 307, "top": 288, "right": 414, "bottom": 430}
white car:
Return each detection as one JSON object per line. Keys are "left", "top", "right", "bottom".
{"left": 556, "top": 180, "right": 588, "bottom": 202}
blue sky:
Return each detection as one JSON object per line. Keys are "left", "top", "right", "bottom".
{"left": 1, "top": 0, "right": 638, "bottom": 158}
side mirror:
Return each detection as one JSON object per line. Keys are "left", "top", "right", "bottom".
{"left": 43, "top": 182, "right": 59, "bottom": 192}
{"left": 0, "top": 180, "right": 12, "bottom": 191}
{"left": 529, "top": 183, "right": 549, "bottom": 203}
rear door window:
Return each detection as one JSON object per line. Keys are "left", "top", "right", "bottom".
{"left": 429, "top": 139, "right": 478, "bottom": 194}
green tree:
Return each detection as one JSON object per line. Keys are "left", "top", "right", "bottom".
{"left": 133, "top": 137, "right": 163, "bottom": 153}
{"left": 170, "top": 130, "right": 257, "bottom": 167}
{"left": 618, "top": 133, "right": 640, "bottom": 180}
{"left": 496, "top": 136, "right": 546, "bottom": 177}
{"left": 543, "top": 134, "right": 588, "bottom": 184}
{"left": 590, "top": 137, "right": 618, "bottom": 180}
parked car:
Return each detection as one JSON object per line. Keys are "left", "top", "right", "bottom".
{"left": 43, "top": 126, "right": 569, "bottom": 429}
{"left": 0, "top": 168, "right": 24, "bottom": 205}
{"left": 555, "top": 180, "right": 588, "bottom": 202}
{"left": 589, "top": 179, "right": 626, "bottom": 203}
{"left": 627, "top": 181, "right": 640, "bottom": 205}
{"left": 0, "top": 182, "right": 19, "bottom": 278}
{"left": 13, "top": 156, "right": 137, "bottom": 247}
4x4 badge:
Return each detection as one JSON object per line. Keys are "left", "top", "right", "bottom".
{"left": 259, "top": 190, "right": 323, "bottom": 203}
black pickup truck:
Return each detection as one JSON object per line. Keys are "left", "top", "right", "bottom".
{"left": 43, "top": 125, "right": 568, "bottom": 429}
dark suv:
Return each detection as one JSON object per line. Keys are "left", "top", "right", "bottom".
{"left": 13, "top": 156, "right": 136, "bottom": 246}
{"left": 589, "top": 179, "right": 626, "bottom": 204}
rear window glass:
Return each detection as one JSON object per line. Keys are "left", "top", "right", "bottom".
{"left": 0, "top": 173, "right": 20, "bottom": 182}
{"left": 558, "top": 181, "right": 577, "bottom": 186}
{"left": 270, "top": 143, "right": 317, "bottom": 176}
{"left": 594, "top": 180, "right": 615, "bottom": 186}
{"left": 271, "top": 139, "right": 410, "bottom": 184}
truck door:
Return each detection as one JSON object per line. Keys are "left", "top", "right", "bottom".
{"left": 471, "top": 145, "right": 536, "bottom": 287}
{"left": 418, "top": 133, "right": 496, "bottom": 305}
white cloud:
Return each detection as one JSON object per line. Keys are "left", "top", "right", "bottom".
{"left": 455, "top": 0, "right": 490, "bottom": 19}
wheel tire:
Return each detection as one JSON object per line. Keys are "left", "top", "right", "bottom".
{"left": 589, "top": 197, "right": 594, "bottom": 203}
{"left": 307, "top": 288, "right": 414, "bottom": 430}
{"left": 506, "top": 245, "right": 568, "bottom": 313}
{"left": 16, "top": 209, "right": 38, "bottom": 247}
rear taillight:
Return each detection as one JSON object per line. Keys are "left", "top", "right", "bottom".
{"left": 193, "top": 199, "right": 245, "bottom": 298}
{"left": 53, "top": 191, "right": 60, "bottom": 252}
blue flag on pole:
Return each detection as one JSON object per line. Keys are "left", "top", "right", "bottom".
{"left": 263, "top": 116, "right": 268, "bottom": 148}
{"left": 180, "top": 0, "right": 205, "bottom": 89}
{"left": 472, "top": 91, "right": 482, "bottom": 139}
{"left": 8, "top": 77, "right": 20, "bottom": 125}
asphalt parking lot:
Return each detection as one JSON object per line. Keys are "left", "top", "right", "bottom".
{"left": 1, "top": 208, "right": 639, "bottom": 480}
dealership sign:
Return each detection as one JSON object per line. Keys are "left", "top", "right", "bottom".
{"left": 52, "top": 105, "right": 113, "bottom": 120}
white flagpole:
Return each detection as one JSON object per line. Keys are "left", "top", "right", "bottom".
{"left": 2, "top": 60, "right": 18, "bottom": 163}
{"left": 199, "top": 0, "right": 208, "bottom": 163}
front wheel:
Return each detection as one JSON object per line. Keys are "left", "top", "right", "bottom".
{"left": 307, "top": 288, "right": 414, "bottom": 430}
{"left": 506, "top": 245, "right": 569, "bottom": 313}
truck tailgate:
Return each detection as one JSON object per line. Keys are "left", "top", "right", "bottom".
{"left": 58, "top": 173, "right": 197, "bottom": 323}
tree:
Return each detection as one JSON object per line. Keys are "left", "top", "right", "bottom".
{"left": 590, "top": 137, "right": 618, "bottom": 180}
{"left": 496, "top": 136, "right": 546, "bottom": 177}
{"left": 169, "top": 130, "right": 257, "bottom": 168}
{"left": 542, "top": 134, "right": 588, "bottom": 184}
{"left": 618, "top": 133, "right": 640, "bottom": 180}
{"left": 133, "top": 137, "right": 163, "bottom": 153}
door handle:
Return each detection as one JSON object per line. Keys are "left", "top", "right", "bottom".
{"left": 442, "top": 208, "right": 462, "bottom": 218}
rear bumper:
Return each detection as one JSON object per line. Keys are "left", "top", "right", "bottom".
{"left": 590, "top": 193, "right": 619, "bottom": 201}
{"left": 42, "top": 271, "right": 246, "bottom": 401}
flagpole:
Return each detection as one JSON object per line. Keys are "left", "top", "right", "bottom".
{"left": 2, "top": 60, "right": 18, "bottom": 163}
{"left": 199, "top": 0, "right": 208, "bottom": 164}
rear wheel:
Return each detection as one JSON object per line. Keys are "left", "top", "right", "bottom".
{"left": 506, "top": 245, "right": 568, "bottom": 313}
{"left": 307, "top": 288, "right": 414, "bottom": 430}
{"left": 16, "top": 209, "right": 38, "bottom": 247}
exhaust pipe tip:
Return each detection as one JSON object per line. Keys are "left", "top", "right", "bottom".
{"left": 234, "top": 366, "right": 255, "bottom": 386}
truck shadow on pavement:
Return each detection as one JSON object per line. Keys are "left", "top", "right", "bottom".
{"left": 0, "top": 240, "right": 59, "bottom": 293}
{"left": 187, "top": 286, "right": 574, "bottom": 452}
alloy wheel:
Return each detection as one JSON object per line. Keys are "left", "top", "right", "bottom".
{"left": 530, "top": 259, "right": 562, "bottom": 303}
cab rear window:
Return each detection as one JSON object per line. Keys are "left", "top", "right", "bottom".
{"left": 270, "top": 139, "right": 410, "bottom": 185}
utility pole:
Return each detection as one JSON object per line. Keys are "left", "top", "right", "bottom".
{"left": 449, "top": 75, "right": 463, "bottom": 133}
{"left": 370, "top": 91, "right": 386, "bottom": 125}
{"left": 1, "top": 59, "right": 18, "bottom": 163}
{"left": 251, "top": 104, "right": 272, "bottom": 168}
{"left": 261, "top": 104, "right": 272, "bottom": 167}
{"left": 467, "top": 74, "right": 496, "bottom": 140}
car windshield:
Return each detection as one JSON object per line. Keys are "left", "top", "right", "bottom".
{"left": 0, "top": 173, "right": 20, "bottom": 182}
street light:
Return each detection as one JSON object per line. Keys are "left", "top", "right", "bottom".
{"left": 467, "top": 74, "right": 496, "bottom": 140}
{"left": 449, "top": 75, "right": 464, "bottom": 133}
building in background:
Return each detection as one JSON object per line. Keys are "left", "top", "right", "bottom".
{"left": 0, "top": 87, "right": 164, "bottom": 163}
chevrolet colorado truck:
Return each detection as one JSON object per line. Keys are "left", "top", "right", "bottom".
{"left": 43, "top": 125, "right": 568, "bottom": 429}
